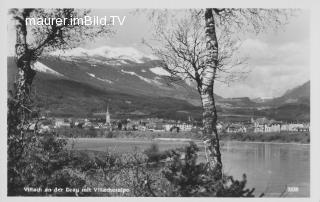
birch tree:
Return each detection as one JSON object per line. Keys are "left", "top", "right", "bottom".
{"left": 148, "top": 9, "right": 290, "bottom": 179}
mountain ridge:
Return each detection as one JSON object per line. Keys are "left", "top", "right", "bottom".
{"left": 266, "top": 81, "right": 310, "bottom": 106}
{"left": 7, "top": 52, "right": 310, "bottom": 121}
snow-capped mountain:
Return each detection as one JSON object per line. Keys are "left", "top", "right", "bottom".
{"left": 7, "top": 54, "right": 203, "bottom": 119}
{"left": 7, "top": 45, "right": 309, "bottom": 121}
{"left": 8, "top": 46, "right": 202, "bottom": 106}
{"left": 36, "top": 54, "right": 201, "bottom": 105}
{"left": 50, "top": 46, "right": 158, "bottom": 65}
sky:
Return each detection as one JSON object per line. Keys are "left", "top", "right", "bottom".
{"left": 7, "top": 9, "right": 310, "bottom": 99}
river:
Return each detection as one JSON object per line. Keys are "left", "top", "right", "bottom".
{"left": 218, "top": 141, "right": 309, "bottom": 197}
{"left": 70, "top": 138, "right": 309, "bottom": 197}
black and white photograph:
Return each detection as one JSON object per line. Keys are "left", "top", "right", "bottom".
{"left": 2, "top": 2, "right": 318, "bottom": 200}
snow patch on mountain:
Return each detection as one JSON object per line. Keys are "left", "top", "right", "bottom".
{"left": 87, "top": 73, "right": 95, "bottom": 78}
{"left": 121, "top": 69, "right": 152, "bottom": 83}
{"left": 87, "top": 58, "right": 127, "bottom": 66}
{"left": 50, "top": 46, "right": 158, "bottom": 64}
{"left": 150, "top": 67, "right": 171, "bottom": 76}
{"left": 32, "top": 62, "right": 64, "bottom": 77}
{"left": 120, "top": 69, "right": 164, "bottom": 86}
{"left": 86, "top": 72, "right": 113, "bottom": 84}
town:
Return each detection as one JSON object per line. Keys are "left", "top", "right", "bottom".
{"left": 28, "top": 106, "right": 310, "bottom": 135}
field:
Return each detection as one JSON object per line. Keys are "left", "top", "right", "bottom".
{"left": 68, "top": 138, "right": 197, "bottom": 153}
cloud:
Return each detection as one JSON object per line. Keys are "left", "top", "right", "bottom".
{"left": 215, "top": 38, "right": 309, "bottom": 98}
{"left": 240, "top": 38, "right": 309, "bottom": 66}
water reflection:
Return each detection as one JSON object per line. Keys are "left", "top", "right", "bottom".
{"left": 71, "top": 138, "right": 310, "bottom": 197}
{"left": 220, "top": 142, "right": 309, "bottom": 197}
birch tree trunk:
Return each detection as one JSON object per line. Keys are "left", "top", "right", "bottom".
{"left": 202, "top": 8, "right": 222, "bottom": 179}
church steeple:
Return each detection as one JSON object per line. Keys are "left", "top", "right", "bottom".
{"left": 106, "top": 105, "right": 110, "bottom": 125}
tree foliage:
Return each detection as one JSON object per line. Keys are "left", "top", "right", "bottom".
{"left": 7, "top": 8, "right": 113, "bottom": 196}
{"left": 9, "top": 8, "right": 113, "bottom": 60}
{"left": 162, "top": 142, "right": 258, "bottom": 197}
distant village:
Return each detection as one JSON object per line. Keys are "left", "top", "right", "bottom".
{"left": 27, "top": 106, "right": 310, "bottom": 135}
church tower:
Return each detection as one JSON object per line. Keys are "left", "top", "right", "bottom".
{"left": 106, "top": 105, "right": 110, "bottom": 125}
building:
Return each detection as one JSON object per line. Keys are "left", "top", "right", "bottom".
{"left": 176, "top": 123, "right": 193, "bottom": 131}
{"left": 164, "top": 123, "right": 193, "bottom": 132}
{"left": 137, "top": 125, "right": 147, "bottom": 131}
{"left": 264, "top": 123, "right": 281, "bottom": 133}
{"left": 280, "top": 123, "right": 308, "bottom": 132}
{"left": 252, "top": 117, "right": 269, "bottom": 133}
{"left": 296, "top": 124, "right": 310, "bottom": 132}
{"left": 226, "top": 123, "right": 247, "bottom": 133}
{"left": 54, "top": 118, "right": 71, "bottom": 128}
{"left": 252, "top": 117, "right": 309, "bottom": 133}
{"left": 251, "top": 117, "right": 282, "bottom": 133}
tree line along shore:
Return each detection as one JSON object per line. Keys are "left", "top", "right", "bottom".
{"left": 55, "top": 128, "right": 310, "bottom": 144}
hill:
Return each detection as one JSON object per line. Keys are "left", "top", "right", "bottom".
{"left": 268, "top": 81, "right": 310, "bottom": 106}
{"left": 253, "top": 81, "right": 310, "bottom": 121}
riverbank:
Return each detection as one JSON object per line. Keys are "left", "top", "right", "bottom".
{"left": 57, "top": 128, "right": 309, "bottom": 144}
{"left": 219, "top": 132, "right": 310, "bottom": 144}
{"left": 152, "top": 138, "right": 310, "bottom": 146}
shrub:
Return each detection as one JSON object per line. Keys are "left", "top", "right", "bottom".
{"left": 162, "top": 142, "right": 258, "bottom": 197}
{"left": 144, "top": 143, "right": 161, "bottom": 163}
{"left": 105, "top": 131, "right": 115, "bottom": 138}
